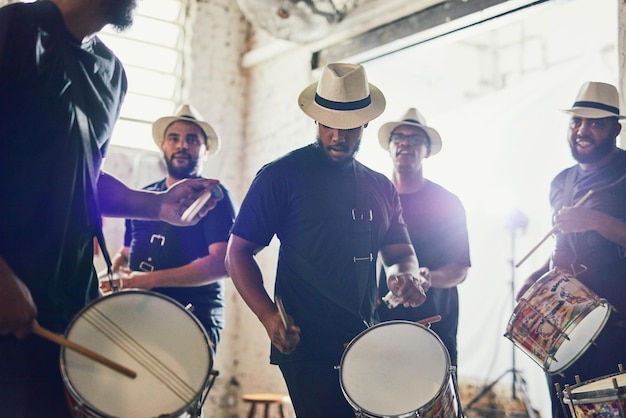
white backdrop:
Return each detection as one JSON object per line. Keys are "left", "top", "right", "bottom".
{"left": 355, "top": 0, "right": 618, "bottom": 415}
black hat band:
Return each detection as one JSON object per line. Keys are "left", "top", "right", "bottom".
{"left": 315, "top": 93, "right": 371, "bottom": 111}
{"left": 573, "top": 100, "right": 619, "bottom": 115}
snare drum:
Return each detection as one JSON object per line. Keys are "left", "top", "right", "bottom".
{"left": 339, "top": 321, "right": 461, "bottom": 418}
{"left": 61, "top": 290, "right": 213, "bottom": 418}
{"left": 505, "top": 268, "right": 611, "bottom": 374}
{"left": 562, "top": 371, "right": 626, "bottom": 417}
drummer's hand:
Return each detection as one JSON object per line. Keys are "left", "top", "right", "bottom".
{"left": 418, "top": 267, "right": 432, "bottom": 292}
{"left": 98, "top": 268, "right": 140, "bottom": 295}
{"left": 555, "top": 207, "right": 596, "bottom": 233}
{"left": 264, "top": 311, "right": 300, "bottom": 355}
{"left": 111, "top": 250, "right": 129, "bottom": 272}
{"left": 388, "top": 273, "right": 427, "bottom": 308}
{"left": 555, "top": 206, "right": 617, "bottom": 235}
{"left": 160, "top": 178, "right": 221, "bottom": 226}
{"left": 0, "top": 257, "right": 37, "bottom": 338}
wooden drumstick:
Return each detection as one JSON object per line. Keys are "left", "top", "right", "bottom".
{"left": 275, "top": 296, "right": 290, "bottom": 331}
{"left": 416, "top": 315, "right": 442, "bottom": 325}
{"left": 32, "top": 322, "right": 137, "bottom": 379}
{"left": 181, "top": 186, "right": 224, "bottom": 223}
{"left": 515, "top": 189, "right": 594, "bottom": 268}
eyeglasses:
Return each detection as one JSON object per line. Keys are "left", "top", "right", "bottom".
{"left": 389, "top": 133, "right": 429, "bottom": 146}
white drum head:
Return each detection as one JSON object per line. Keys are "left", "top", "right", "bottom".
{"left": 549, "top": 303, "right": 610, "bottom": 373}
{"left": 340, "top": 321, "right": 449, "bottom": 417}
{"left": 61, "top": 291, "right": 212, "bottom": 418}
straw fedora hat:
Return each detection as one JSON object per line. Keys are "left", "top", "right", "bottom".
{"left": 152, "top": 104, "right": 220, "bottom": 155}
{"left": 378, "top": 107, "right": 443, "bottom": 156}
{"left": 563, "top": 81, "right": 625, "bottom": 119}
{"left": 298, "top": 63, "right": 386, "bottom": 129}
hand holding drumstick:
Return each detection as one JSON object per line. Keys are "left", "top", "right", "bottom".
{"left": 271, "top": 296, "right": 300, "bottom": 354}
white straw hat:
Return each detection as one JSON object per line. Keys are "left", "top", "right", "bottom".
{"left": 378, "top": 107, "right": 442, "bottom": 156}
{"left": 152, "top": 104, "right": 220, "bottom": 155}
{"left": 298, "top": 63, "right": 386, "bottom": 129}
{"left": 563, "top": 81, "right": 625, "bottom": 119}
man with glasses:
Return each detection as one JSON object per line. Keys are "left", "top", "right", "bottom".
{"left": 377, "top": 108, "right": 471, "bottom": 369}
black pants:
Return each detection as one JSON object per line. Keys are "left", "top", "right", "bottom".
{"left": 546, "top": 321, "right": 626, "bottom": 418}
{"left": 279, "top": 360, "right": 355, "bottom": 418}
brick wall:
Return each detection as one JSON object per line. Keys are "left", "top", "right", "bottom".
{"left": 102, "top": 1, "right": 309, "bottom": 415}
{"left": 103, "top": 2, "right": 313, "bottom": 417}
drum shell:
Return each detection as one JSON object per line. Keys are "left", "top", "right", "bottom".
{"left": 504, "top": 268, "right": 611, "bottom": 374}
{"left": 339, "top": 320, "right": 461, "bottom": 418}
{"left": 60, "top": 290, "right": 213, "bottom": 418}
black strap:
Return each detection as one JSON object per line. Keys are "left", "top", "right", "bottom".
{"left": 278, "top": 244, "right": 368, "bottom": 328}
{"left": 352, "top": 162, "right": 374, "bottom": 323}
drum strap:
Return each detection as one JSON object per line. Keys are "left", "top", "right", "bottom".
{"left": 352, "top": 162, "right": 375, "bottom": 324}
{"left": 562, "top": 168, "right": 580, "bottom": 268}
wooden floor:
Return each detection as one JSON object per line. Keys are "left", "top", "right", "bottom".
{"left": 459, "top": 381, "right": 542, "bottom": 418}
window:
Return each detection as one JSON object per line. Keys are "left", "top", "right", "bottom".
{"left": 99, "top": 0, "right": 190, "bottom": 151}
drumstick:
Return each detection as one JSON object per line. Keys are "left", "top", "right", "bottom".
{"left": 181, "top": 187, "right": 224, "bottom": 223}
{"left": 32, "top": 322, "right": 137, "bottom": 379}
{"left": 515, "top": 189, "right": 594, "bottom": 268}
{"left": 275, "top": 296, "right": 290, "bottom": 331}
{"left": 416, "top": 315, "right": 442, "bottom": 325}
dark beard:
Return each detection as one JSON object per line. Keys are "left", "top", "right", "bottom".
{"left": 165, "top": 157, "right": 198, "bottom": 179}
{"left": 569, "top": 138, "right": 614, "bottom": 164}
{"left": 105, "top": 0, "right": 137, "bottom": 31}
{"left": 313, "top": 137, "right": 360, "bottom": 167}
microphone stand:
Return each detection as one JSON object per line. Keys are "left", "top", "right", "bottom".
{"left": 464, "top": 209, "right": 536, "bottom": 417}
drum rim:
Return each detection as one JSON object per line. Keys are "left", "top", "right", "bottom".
{"left": 60, "top": 289, "right": 214, "bottom": 418}
{"left": 339, "top": 320, "right": 452, "bottom": 417}
{"left": 564, "top": 371, "right": 626, "bottom": 404}
{"left": 547, "top": 302, "right": 611, "bottom": 374}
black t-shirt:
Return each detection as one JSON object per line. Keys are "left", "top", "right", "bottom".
{"left": 0, "top": 1, "right": 126, "bottom": 331}
{"left": 550, "top": 149, "right": 626, "bottom": 315}
{"left": 124, "top": 179, "right": 236, "bottom": 331}
{"left": 231, "top": 144, "right": 411, "bottom": 364}
{"left": 377, "top": 181, "right": 471, "bottom": 365}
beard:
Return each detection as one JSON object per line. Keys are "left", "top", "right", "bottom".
{"left": 104, "top": 0, "right": 137, "bottom": 32}
{"left": 569, "top": 137, "right": 614, "bottom": 164}
{"left": 314, "top": 136, "right": 360, "bottom": 166}
{"left": 165, "top": 154, "right": 200, "bottom": 179}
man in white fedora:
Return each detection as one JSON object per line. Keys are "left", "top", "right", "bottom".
{"left": 376, "top": 108, "right": 471, "bottom": 372}
{"left": 517, "top": 81, "right": 626, "bottom": 418}
{"left": 105, "top": 104, "right": 236, "bottom": 390}
{"left": 226, "top": 63, "right": 427, "bottom": 417}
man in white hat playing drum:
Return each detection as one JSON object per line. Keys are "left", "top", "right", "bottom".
{"left": 517, "top": 81, "right": 626, "bottom": 418}
{"left": 376, "top": 108, "right": 471, "bottom": 371}
{"left": 226, "top": 63, "right": 428, "bottom": 417}
{"left": 104, "top": 104, "right": 236, "bottom": 355}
